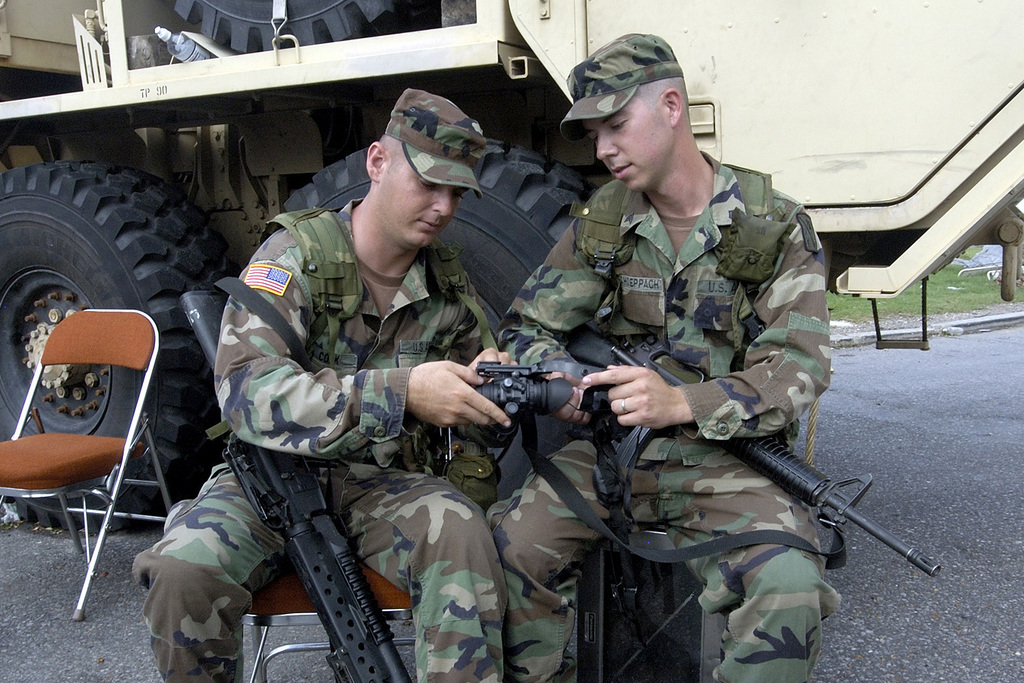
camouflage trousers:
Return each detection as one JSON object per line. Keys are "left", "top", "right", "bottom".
{"left": 488, "top": 438, "right": 841, "bottom": 683}
{"left": 132, "top": 462, "right": 506, "bottom": 682}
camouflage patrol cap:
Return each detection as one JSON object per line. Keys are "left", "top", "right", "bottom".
{"left": 560, "top": 33, "right": 684, "bottom": 141}
{"left": 386, "top": 88, "right": 486, "bottom": 197}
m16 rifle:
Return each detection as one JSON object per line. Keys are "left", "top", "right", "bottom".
{"left": 180, "top": 288, "right": 411, "bottom": 683}
{"left": 566, "top": 325, "right": 941, "bottom": 577}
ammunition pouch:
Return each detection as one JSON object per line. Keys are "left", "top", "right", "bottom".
{"left": 571, "top": 181, "right": 634, "bottom": 278}
{"left": 715, "top": 210, "right": 794, "bottom": 284}
{"left": 446, "top": 451, "right": 500, "bottom": 511}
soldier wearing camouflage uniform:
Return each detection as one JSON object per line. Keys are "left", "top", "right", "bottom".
{"left": 489, "top": 34, "right": 841, "bottom": 682}
{"left": 133, "top": 89, "right": 511, "bottom": 683}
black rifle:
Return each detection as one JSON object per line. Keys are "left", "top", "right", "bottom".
{"left": 180, "top": 289, "right": 411, "bottom": 683}
{"left": 566, "top": 325, "right": 941, "bottom": 577}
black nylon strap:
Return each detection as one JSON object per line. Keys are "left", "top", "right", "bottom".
{"left": 528, "top": 449, "right": 823, "bottom": 564}
{"left": 216, "top": 276, "right": 313, "bottom": 372}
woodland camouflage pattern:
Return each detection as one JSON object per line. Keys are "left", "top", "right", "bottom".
{"left": 216, "top": 203, "right": 487, "bottom": 467}
{"left": 501, "top": 159, "right": 832, "bottom": 440}
{"left": 386, "top": 87, "right": 487, "bottom": 196}
{"left": 561, "top": 33, "right": 685, "bottom": 140}
{"left": 134, "top": 466, "right": 287, "bottom": 682}
{"left": 134, "top": 201, "right": 507, "bottom": 682}
{"left": 493, "top": 160, "right": 840, "bottom": 682}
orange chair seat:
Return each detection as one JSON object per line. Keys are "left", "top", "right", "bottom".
{"left": 250, "top": 567, "right": 411, "bottom": 616}
{"left": 0, "top": 433, "right": 127, "bottom": 490}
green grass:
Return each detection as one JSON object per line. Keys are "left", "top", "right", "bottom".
{"left": 828, "top": 253, "right": 1020, "bottom": 324}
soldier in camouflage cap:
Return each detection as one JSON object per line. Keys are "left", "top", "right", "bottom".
{"left": 560, "top": 33, "right": 684, "bottom": 141}
{"left": 386, "top": 88, "right": 487, "bottom": 196}
{"left": 491, "top": 34, "right": 840, "bottom": 682}
{"left": 134, "top": 89, "right": 512, "bottom": 682}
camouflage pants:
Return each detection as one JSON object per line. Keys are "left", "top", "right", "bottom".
{"left": 132, "top": 462, "right": 506, "bottom": 682}
{"left": 488, "top": 439, "right": 840, "bottom": 683}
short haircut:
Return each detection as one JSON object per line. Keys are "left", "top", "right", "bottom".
{"left": 635, "top": 75, "right": 689, "bottom": 110}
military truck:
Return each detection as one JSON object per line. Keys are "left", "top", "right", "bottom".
{"left": 2, "top": 0, "right": 1021, "bottom": 540}
{"left": 1, "top": 1, "right": 1019, "bottom": 679}
{"left": 2, "top": 0, "right": 1021, "bottom": 505}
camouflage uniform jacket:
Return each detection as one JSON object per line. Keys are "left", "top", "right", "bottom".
{"left": 500, "top": 159, "right": 831, "bottom": 451}
{"left": 215, "top": 200, "right": 488, "bottom": 467}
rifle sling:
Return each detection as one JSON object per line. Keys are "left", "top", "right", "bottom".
{"left": 527, "top": 447, "right": 823, "bottom": 564}
{"left": 216, "top": 276, "right": 313, "bottom": 371}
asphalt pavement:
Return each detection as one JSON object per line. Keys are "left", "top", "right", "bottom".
{"left": 810, "top": 317, "right": 1024, "bottom": 682}
{"left": 1, "top": 309, "right": 1022, "bottom": 682}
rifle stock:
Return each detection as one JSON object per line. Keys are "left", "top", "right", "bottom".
{"left": 566, "top": 326, "right": 941, "bottom": 577}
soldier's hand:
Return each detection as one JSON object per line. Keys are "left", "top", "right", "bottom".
{"left": 407, "top": 360, "right": 512, "bottom": 428}
{"left": 548, "top": 372, "right": 591, "bottom": 425}
{"left": 581, "top": 365, "right": 693, "bottom": 429}
{"left": 469, "top": 347, "right": 512, "bottom": 370}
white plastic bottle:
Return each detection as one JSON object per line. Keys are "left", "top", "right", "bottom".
{"left": 154, "top": 26, "right": 213, "bottom": 62}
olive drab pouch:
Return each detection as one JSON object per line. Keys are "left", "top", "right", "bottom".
{"left": 714, "top": 209, "right": 794, "bottom": 284}
{"left": 571, "top": 180, "right": 634, "bottom": 278}
{"left": 446, "top": 450, "right": 500, "bottom": 511}
{"left": 714, "top": 164, "right": 796, "bottom": 284}
{"left": 271, "top": 208, "right": 363, "bottom": 367}
{"left": 573, "top": 181, "right": 665, "bottom": 336}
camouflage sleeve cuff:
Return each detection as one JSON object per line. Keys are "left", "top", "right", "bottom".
{"left": 353, "top": 367, "right": 411, "bottom": 442}
{"left": 680, "top": 380, "right": 741, "bottom": 440}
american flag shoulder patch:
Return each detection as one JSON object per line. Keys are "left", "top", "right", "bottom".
{"left": 244, "top": 264, "right": 292, "bottom": 296}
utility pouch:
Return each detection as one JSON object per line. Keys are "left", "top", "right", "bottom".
{"left": 446, "top": 452, "right": 500, "bottom": 511}
{"left": 572, "top": 181, "right": 634, "bottom": 277}
{"left": 715, "top": 210, "right": 794, "bottom": 284}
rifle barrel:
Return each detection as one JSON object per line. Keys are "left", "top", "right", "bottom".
{"left": 821, "top": 492, "right": 941, "bottom": 576}
{"left": 727, "top": 436, "right": 940, "bottom": 577}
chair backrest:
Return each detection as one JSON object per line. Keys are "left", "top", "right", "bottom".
{"left": 13, "top": 309, "right": 159, "bottom": 441}
{"left": 40, "top": 309, "right": 157, "bottom": 370}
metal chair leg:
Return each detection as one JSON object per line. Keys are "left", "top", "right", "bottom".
{"left": 142, "top": 417, "right": 173, "bottom": 513}
{"left": 72, "top": 460, "right": 130, "bottom": 621}
{"left": 248, "top": 625, "right": 271, "bottom": 683}
{"left": 57, "top": 492, "right": 85, "bottom": 555}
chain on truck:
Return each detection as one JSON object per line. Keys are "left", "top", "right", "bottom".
{"left": 0, "top": 2, "right": 1021, "bottom": 681}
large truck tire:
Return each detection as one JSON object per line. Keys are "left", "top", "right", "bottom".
{"left": 173, "top": 0, "right": 439, "bottom": 53}
{"left": 285, "top": 141, "right": 592, "bottom": 491}
{"left": 0, "top": 161, "right": 235, "bottom": 522}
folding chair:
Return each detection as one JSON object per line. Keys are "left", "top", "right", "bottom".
{"left": 242, "top": 568, "right": 414, "bottom": 683}
{"left": 0, "top": 308, "right": 171, "bottom": 622}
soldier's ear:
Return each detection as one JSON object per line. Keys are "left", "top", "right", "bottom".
{"left": 365, "top": 140, "right": 388, "bottom": 182}
{"left": 661, "top": 87, "right": 686, "bottom": 128}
